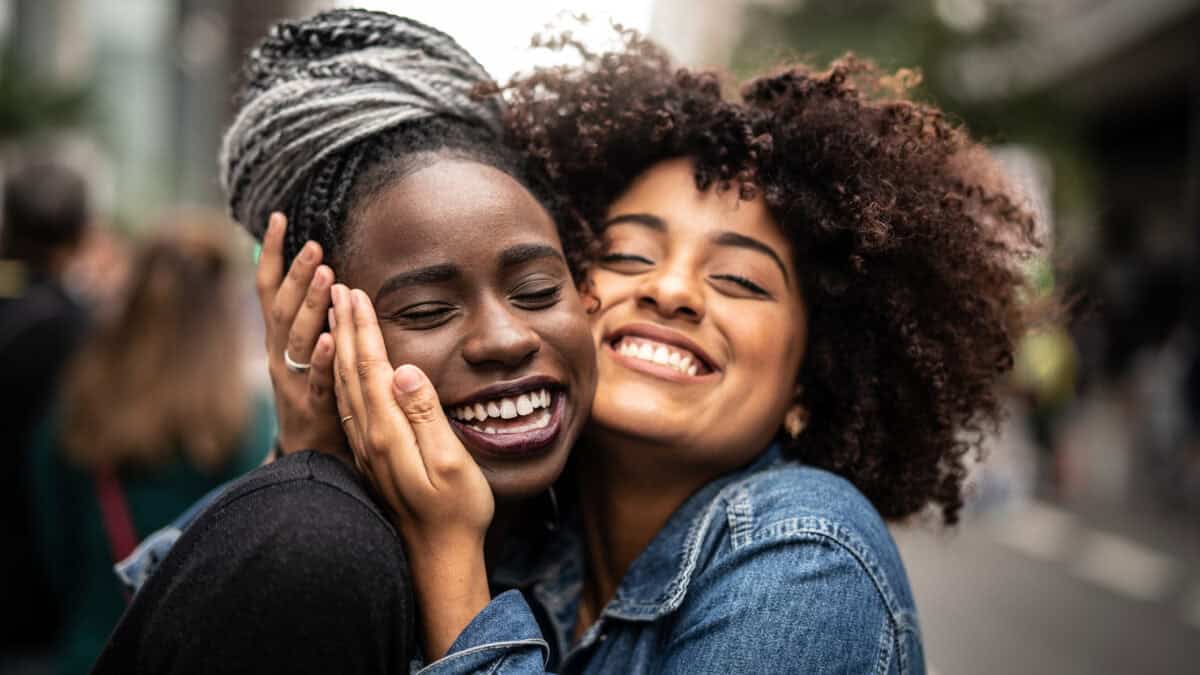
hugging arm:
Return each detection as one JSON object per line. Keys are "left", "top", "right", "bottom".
{"left": 415, "top": 535, "right": 916, "bottom": 674}
{"left": 329, "top": 284, "right": 496, "bottom": 660}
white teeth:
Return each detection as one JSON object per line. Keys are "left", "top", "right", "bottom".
{"left": 449, "top": 388, "right": 558, "bottom": 424}
{"left": 500, "top": 398, "right": 517, "bottom": 419}
{"left": 616, "top": 337, "right": 706, "bottom": 377}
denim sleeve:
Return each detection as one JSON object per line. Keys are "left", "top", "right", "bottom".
{"left": 414, "top": 590, "right": 549, "bottom": 675}
{"left": 659, "top": 533, "right": 919, "bottom": 675}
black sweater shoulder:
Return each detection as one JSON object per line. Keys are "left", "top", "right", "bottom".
{"left": 93, "top": 452, "right": 415, "bottom": 675}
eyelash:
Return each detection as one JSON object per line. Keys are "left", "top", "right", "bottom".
{"left": 603, "top": 252, "right": 771, "bottom": 298}
{"left": 514, "top": 284, "right": 562, "bottom": 307}
{"left": 600, "top": 253, "right": 654, "bottom": 265}
{"left": 711, "top": 274, "right": 769, "bottom": 296}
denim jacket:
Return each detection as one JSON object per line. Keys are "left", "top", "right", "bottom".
{"left": 422, "top": 445, "right": 924, "bottom": 675}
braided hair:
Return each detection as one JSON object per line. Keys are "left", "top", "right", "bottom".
{"left": 220, "top": 9, "right": 583, "bottom": 274}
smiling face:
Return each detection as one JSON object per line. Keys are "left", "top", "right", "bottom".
{"left": 338, "top": 158, "right": 596, "bottom": 500}
{"left": 588, "top": 157, "right": 807, "bottom": 475}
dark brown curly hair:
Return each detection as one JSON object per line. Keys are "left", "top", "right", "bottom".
{"left": 503, "top": 31, "right": 1039, "bottom": 524}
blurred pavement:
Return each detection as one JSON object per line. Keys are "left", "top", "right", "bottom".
{"left": 895, "top": 500, "right": 1199, "bottom": 674}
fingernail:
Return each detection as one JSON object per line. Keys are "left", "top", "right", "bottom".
{"left": 312, "top": 266, "right": 330, "bottom": 288}
{"left": 394, "top": 365, "right": 424, "bottom": 393}
{"left": 301, "top": 242, "right": 317, "bottom": 262}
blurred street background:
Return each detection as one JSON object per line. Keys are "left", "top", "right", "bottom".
{"left": 2, "top": 0, "right": 1197, "bottom": 673}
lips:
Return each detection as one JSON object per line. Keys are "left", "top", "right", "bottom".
{"left": 443, "top": 376, "right": 565, "bottom": 459}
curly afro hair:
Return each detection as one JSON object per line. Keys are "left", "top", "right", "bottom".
{"left": 504, "top": 30, "right": 1039, "bottom": 524}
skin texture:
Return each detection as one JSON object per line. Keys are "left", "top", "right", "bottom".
{"left": 587, "top": 157, "right": 806, "bottom": 477}
{"left": 335, "top": 159, "right": 596, "bottom": 500}
{"left": 572, "top": 157, "right": 808, "bottom": 634}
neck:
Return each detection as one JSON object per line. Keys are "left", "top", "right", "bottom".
{"left": 572, "top": 431, "right": 711, "bottom": 620}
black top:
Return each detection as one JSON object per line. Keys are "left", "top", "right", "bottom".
{"left": 1, "top": 274, "right": 88, "bottom": 649}
{"left": 92, "top": 451, "right": 416, "bottom": 674}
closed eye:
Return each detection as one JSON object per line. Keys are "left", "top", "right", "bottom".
{"left": 512, "top": 283, "right": 563, "bottom": 309}
{"left": 600, "top": 252, "right": 655, "bottom": 269}
{"left": 386, "top": 303, "right": 457, "bottom": 328}
{"left": 710, "top": 274, "right": 771, "bottom": 298}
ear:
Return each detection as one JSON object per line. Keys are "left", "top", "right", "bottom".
{"left": 784, "top": 404, "right": 809, "bottom": 439}
{"left": 578, "top": 277, "right": 601, "bottom": 314}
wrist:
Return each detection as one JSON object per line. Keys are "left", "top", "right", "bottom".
{"left": 406, "top": 542, "right": 490, "bottom": 660}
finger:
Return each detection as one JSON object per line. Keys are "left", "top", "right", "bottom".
{"left": 332, "top": 305, "right": 406, "bottom": 511}
{"left": 286, "top": 264, "right": 333, "bottom": 366}
{"left": 269, "top": 239, "right": 323, "bottom": 358}
{"left": 332, "top": 285, "right": 367, "bottom": 441}
{"left": 306, "top": 331, "right": 336, "bottom": 412}
{"left": 332, "top": 349, "right": 366, "bottom": 470}
{"left": 391, "top": 364, "right": 470, "bottom": 490}
{"left": 349, "top": 289, "right": 429, "bottom": 484}
{"left": 255, "top": 213, "right": 286, "bottom": 328}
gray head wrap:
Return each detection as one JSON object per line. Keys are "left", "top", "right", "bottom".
{"left": 219, "top": 9, "right": 503, "bottom": 241}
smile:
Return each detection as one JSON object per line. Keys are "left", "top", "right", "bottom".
{"left": 448, "top": 388, "right": 554, "bottom": 434}
{"left": 444, "top": 379, "right": 566, "bottom": 458}
{"left": 604, "top": 323, "right": 719, "bottom": 382}
{"left": 612, "top": 337, "right": 705, "bottom": 376}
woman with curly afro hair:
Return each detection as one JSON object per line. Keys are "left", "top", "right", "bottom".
{"left": 348, "top": 29, "right": 1038, "bottom": 675}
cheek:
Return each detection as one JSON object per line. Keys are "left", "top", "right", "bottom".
{"left": 543, "top": 289, "right": 597, "bottom": 366}
{"left": 381, "top": 330, "right": 457, "bottom": 383}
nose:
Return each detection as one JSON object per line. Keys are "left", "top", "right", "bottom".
{"left": 635, "top": 261, "right": 705, "bottom": 323}
{"left": 461, "top": 298, "right": 541, "bottom": 368}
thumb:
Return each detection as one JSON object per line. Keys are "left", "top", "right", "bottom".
{"left": 392, "top": 365, "right": 467, "bottom": 474}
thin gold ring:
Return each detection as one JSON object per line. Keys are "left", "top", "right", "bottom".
{"left": 340, "top": 415, "right": 354, "bottom": 425}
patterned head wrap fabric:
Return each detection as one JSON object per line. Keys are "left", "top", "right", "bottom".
{"left": 219, "top": 9, "right": 502, "bottom": 259}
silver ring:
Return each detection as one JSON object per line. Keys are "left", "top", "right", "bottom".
{"left": 283, "top": 349, "right": 311, "bottom": 373}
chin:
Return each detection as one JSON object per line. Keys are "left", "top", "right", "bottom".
{"left": 477, "top": 440, "right": 571, "bottom": 502}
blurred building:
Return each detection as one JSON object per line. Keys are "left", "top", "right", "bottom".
{"left": 2, "top": 0, "right": 324, "bottom": 225}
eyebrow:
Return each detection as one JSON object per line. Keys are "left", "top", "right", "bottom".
{"left": 374, "top": 263, "right": 459, "bottom": 304}
{"left": 374, "top": 244, "right": 567, "bottom": 305}
{"left": 604, "top": 212, "right": 790, "bottom": 285}
{"left": 498, "top": 243, "right": 567, "bottom": 268}
{"left": 602, "top": 213, "right": 667, "bottom": 231}
{"left": 713, "top": 231, "right": 790, "bottom": 285}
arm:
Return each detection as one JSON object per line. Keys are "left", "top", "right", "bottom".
{"left": 330, "top": 285, "right": 494, "bottom": 660}
{"left": 418, "top": 530, "right": 919, "bottom": 675}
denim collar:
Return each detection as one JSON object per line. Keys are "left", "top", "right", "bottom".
{"left": 492, "top": 443, "right": 786, "bottom": 623}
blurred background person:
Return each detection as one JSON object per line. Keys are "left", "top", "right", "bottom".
{"left": 25, "top": 219, "right": 272, "bottom": 675}
{"left": 0, "top": 159, "right": 91, "bottom": 669}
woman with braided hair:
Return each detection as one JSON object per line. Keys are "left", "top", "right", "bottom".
{"left": 93, "top": 10, "right": 597, "bottom": 673}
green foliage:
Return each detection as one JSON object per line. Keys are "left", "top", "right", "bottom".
{"left": 0, "top": 49, "right": 90, "bottom": 141}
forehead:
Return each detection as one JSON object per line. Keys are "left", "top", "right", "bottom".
{"left": 347, "top": 160, "right": 561, "bottom": 286}
{"left": 605, "top": 158, "right": 788, "bottom": 252}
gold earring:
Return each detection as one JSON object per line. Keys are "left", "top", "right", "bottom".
{"left": 784, "top": 405, "right": 808, "bottom": 439}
